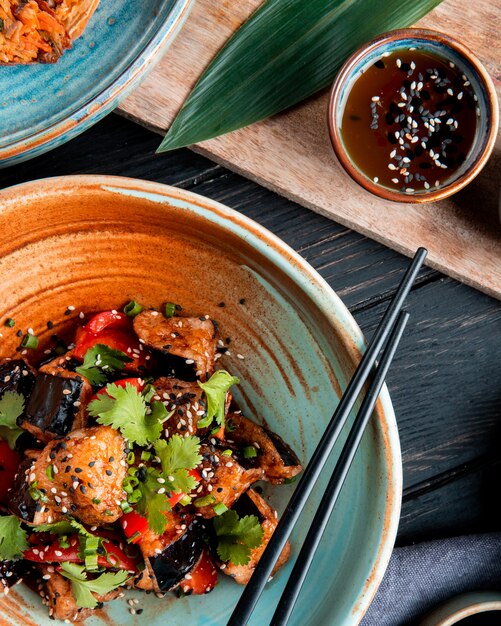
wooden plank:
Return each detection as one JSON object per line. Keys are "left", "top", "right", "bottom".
{"left": 354, "top": 277, "right": 501, "bottom": 486}
{"left": 0, "top": 115, "right": 218, "bottom": 191}
{"left": 398, "top": 460, "right": 501, "bottom": 543}
{"left": 118, "top": 0, "right": 501, "bottom": 300}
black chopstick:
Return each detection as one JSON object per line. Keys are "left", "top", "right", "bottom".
{"left": 270, "top": 310, "right": 409, "bottom": 626}
{"left": 227, "top": 247, "right": 427, "bottom": 626}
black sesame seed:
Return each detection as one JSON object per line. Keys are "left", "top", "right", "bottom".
{"left": 105, "top": 469, "right": 112, "bottom": 476}
{"left": 74, "top": 468, "right": 82, "bottom": 473}
{"left": 109, "top": 456, "right": 114, "bottom": 462}
{"left": 88, "top": 461, "right": 95, "bottom": 468}
{"left": 239, "top": 298, "right": 246, "bottom": 305}
{"left": 79, "top": 485, "right": 86, "bottom": 494}
{"left": 47, "top": 321, "right": 54, "bottom": 330}
{"left": 16, "top": 330, "right": 22, "bottom": 337}
{"left": 64, "top": 466, "right": 71, "bottom": 473}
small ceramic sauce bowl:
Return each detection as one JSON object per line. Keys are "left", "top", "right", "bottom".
{"left": 419, "top": 591, "right": 501, "bottom": 626}
{"left": 327, "top": 29, "right": 499, "bottom": 203}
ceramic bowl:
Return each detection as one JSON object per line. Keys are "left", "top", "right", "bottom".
{"left": 420, "top": 591, "right": 501, "bottom": 626}
{"left": 0, "top": 175, "right": 402, "bottom": 625}
{"left": 328, "top": 29, "right": 499, "bottom": 203}
{"left": 0, "top": 0, "right": 193, "bottom": 167}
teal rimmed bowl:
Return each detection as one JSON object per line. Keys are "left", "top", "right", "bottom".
{"left": 0, "top": 175, "right": 402, "bottom": 625}
{"left": 0, "top": 0, "right": 193, "bottom": 167}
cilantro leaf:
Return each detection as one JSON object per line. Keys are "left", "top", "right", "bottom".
{"left": 87, "top": 383, "right": 164, "bottom": 446}
{"left": 155, "top": 435, "right": 202, "bottom": 494}
{"left": 34, "top": 517, "right": 98, "bottom": 540}
{"left": 0, "top": 515, "right": 29, "bottom": 561}
{"left": 213, "top": 510, "right": 263, "bottom": 566}
{"left": 197, "top": 370, "right": 239, "bottom": 430}
{"left": 0, "top": 391, "right": 25, "bottom": 449}
{"left": 60, "top": 562, "right": 129, "bottom": 609}
{"left": 75, "top": 344, "right": 133, "bottom": 386}
{"left": 135, "top": 467, "right": 171, "bottom": 535}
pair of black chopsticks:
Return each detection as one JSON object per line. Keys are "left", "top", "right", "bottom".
{"left": 227, "top": 247, "right": 428, "bottom": 626}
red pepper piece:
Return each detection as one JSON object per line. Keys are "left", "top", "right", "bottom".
{"left": 24, "top": 535, "right": 140, "bottom": 572}
{"left": 89, "top": 377, "right": 146, "bottom": 404}
{"left": 73, "top": 311, "right": 152, "bottom": 372}
{"left": 179, "top": 549, "right": 218, "bottom": 594}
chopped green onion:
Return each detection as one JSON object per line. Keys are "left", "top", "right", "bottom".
{"left": 141, "top": 450, "right": 152, "bottom": 462}
{"left": 126, "top": 451, "right": 135, "bottom": 465}
{"left": 193, "top": 494, "right": 216, "bottom": 508}
{"left": 243, "top": 446, "right": 258, "bottom": 459}
{"left": 284, "top": 476, "right": 298, "bottom": 485}
{"left": 83, "top": 535, "right": 100, "bottom": 571}
{"left": 226, "top": 420, "right": 237, "bottom": 432}
{"left": 120, "top": 501, "right": 133, "bottom": 514}
{"left": 123, "top": 300, "right": 143, "bottom": 318}
{"left": 213, "top": 502, "right": 228, "bottom": 516}
{"left": 4, "top": 318, "right": 15, "bottom": 328}
{"left": 59, "top": 536, "right": 70, "bottom": 549}
{"left": 20, "top": 333, "right": 39, "bottom": 349}
{"left": 92, "top": 497, "right": 102, "bottom": 505}
{"left": 164, "top": 302, "right": 176, "bottom": 318}
{"left": 221, "top": 449, "right": 233, "bottom": 457}
{"left": 127, "top": 531, "right": 142, "bottom": 544}
{"left": 179, "top": 495, "right": 192, "bottom": 506}
{"left": 211, "top": 426, "right": 222, "bottom": 435}
{"left": 45, "top": 464, "right": 55, "bottom": 480}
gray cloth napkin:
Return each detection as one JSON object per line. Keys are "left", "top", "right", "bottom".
{"left": 361, "top": 533, "right": 501, "bottom": 626}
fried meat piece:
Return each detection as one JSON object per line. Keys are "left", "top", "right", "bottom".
{"left": 134, "top": 311, "right": 217, "bottom": 380}
{"left": 30, "top": 425, "right": 127, "bottom": 525}
{"left": 222, "top": 489, "right": 290, "bottom": 585}
{"left": 225, "top": 413, "right": 302, "bottom": 484}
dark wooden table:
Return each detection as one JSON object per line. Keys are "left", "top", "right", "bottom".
{"left": 2, "top": 114, "right": 500, "bottom": 545}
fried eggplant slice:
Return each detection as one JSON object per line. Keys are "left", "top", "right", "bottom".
{"left": 226, "top": 413, "right": 302, "bottom": 484}
{"left": 134, "top": 311, "right": 217, "bottom": 380}
{"left": 18, "top": 369, "right": 92, "bottom": 442}
{"left": 0, "top": 558, "right": 26, "bottom": 594}
{"left": 0, "top": 358, "right": 36, "bottom": 400}
{"left": 141, "top": 517, "right": 206, "bottom": 593}
{"left": 30, "top": 425, "right": 127, "bottom": 525}
{"left": 222, "top": 489, "right": 290, "bottom": 585}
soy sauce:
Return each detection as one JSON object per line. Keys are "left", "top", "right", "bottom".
{"left": 340, "top": 48, "right": 479, "bottom": 195}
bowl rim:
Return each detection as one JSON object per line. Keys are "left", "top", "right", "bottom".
{"left": 327, "top": 28, "right": 499, "bottom": 204}
{"left": 0, "top": 0, "right": 195, "bottom": 166}
{"left": 0, "top": 174, "right": 403, "bottom": 625}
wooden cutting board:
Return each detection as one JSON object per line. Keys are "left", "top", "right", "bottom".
{"left": 118, "top": 0, "right": 501, "bottom": 300}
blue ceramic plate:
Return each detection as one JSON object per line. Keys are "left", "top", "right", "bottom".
{"left": 0, "top": 0, "right": 193, "bottom": 166}
{"left": 0, "top": 176, "right": 402, "bottom": 624}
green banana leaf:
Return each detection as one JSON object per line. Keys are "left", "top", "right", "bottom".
{"left": 158, "top": 0, "right": 443, "bottom": 152}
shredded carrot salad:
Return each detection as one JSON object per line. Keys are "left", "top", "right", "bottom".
{"left": 0, "top": 0, "right": 98, "bottom": 64}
